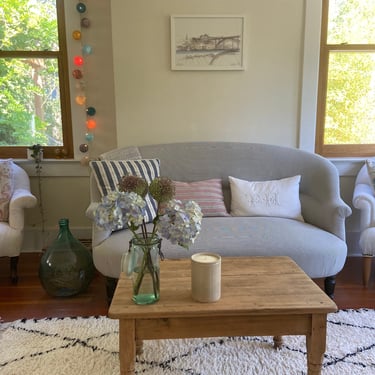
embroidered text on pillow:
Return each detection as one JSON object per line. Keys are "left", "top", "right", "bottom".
{"left": 247, "top": 191, "right": 280, "bottom": 207}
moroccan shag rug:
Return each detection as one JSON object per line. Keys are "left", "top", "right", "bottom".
{"left": 0, "top": 309, "right": 374, "bottom": 375}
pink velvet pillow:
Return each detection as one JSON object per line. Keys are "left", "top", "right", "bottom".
{"left": 173, "top": 179, "right": 229, "bottom": 217}
{"left": 0, "top": 159, "right": 14, "bottom": 222}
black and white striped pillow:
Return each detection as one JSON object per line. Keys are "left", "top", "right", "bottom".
{"left": 90, "top": 159, "right": 160, "bottom": 224}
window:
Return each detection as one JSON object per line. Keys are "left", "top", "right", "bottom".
{"left": 0, "top": 0, "right": 73, "bottom": 159}
{"left": 316, "top": 0, "right": 375, "bottom": 157}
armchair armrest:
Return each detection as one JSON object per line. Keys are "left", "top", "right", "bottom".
{"left": 301, "top": 195, "right": 352, "bottom": 241}
{"left": 9, "top": 188, "right": 37, "bottom": 230}
{"left": 353, "top": 183, "right": 375, "bottom": 231}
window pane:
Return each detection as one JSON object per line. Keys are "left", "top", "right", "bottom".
{"left": 327, "top": 0, "right": 375, "bottom": 44}
{"left": 324, "top": 52, "right": 375, "bottom": 145}
{"left": 0, "top": 58, "right": 63, "bottom": 146}
{"left": 0, "top": 0, "right": 58, "bottom": 51}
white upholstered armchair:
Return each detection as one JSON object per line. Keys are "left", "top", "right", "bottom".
{"left": 0, "top": 160, "right": 37, "bottom": 283}
{"left": 353, "top": 163, "right": 375, "bottom": 287}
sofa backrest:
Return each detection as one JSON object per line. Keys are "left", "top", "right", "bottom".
{"left": 90, "top": 142, "right": 351, "bottom": 239}
{"left": 136, "top": 142, "right": 340, "bottom": 213}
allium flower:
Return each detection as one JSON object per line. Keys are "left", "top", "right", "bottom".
{"left": 118, "top": 175, "right": 148, "bottom": 198}
{"left": 149, "top": 177, "right": 175, "bottom": 204}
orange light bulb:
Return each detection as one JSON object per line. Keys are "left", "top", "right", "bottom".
{"left": 86, "top": 119, "right": 97, "bottom": 129}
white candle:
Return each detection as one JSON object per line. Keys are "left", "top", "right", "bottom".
{"left": 191, "top": 252, "right": 221, "bottom": 303}
{"left": 192, "top": 254, "right": 220, "bottom": 264}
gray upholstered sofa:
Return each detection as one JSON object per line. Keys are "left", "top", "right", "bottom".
{"left": 86, "top": 142, "right": 351, "bottom": 299}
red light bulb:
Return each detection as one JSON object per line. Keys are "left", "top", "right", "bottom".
{"left": 74, "top": 55, "right": 84, "bottom": 66}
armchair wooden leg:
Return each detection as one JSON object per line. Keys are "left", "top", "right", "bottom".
{"left": 363, "top": 255, "right": 373, "bottom": 288}
{"left": 10, "top": 256, "right": 19, "bottom": 284}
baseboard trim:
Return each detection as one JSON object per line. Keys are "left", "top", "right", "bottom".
{"left": 22, "top": 227, "right": 92, "bottom": 252}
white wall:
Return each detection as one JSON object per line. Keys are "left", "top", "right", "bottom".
{"left": 111, "top": 0, "right": 305, "bottom": 148}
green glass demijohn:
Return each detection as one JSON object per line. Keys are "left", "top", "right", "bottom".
{"left": 39, "top": 218, "right": 95, "bottom": 297}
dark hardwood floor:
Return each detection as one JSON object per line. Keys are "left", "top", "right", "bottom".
{"left": 1, "top": 253, "right": 375, "bottom": 322}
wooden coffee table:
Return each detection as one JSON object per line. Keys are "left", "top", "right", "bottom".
{"left": 109, "top": 256, "right": 337, "bottom": 375}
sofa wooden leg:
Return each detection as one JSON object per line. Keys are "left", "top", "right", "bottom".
{"left": 10, "top": 256, "right": 19, "bottom": 284}
{"left": 324, "top": 275, "right": 336, "bottom": 299}
{"left": 106, "top": 277, "right": 118, "bottom": 305}
{"left": 363, "top": 255, "right": 373, "bottom": 288}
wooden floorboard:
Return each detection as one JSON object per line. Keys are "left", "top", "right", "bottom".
{"left": 1, "top": 253, "right": 375, "bottom": 322}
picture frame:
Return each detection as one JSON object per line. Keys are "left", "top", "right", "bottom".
{"left": 170, "top": 15, "right": 245, "bottom": 71}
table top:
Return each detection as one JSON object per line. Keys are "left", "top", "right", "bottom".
{"left": 108, "top": 256, "right": 337, "bottom": 319}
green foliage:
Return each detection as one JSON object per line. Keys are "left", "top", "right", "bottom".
{"left": 325, "top": 0, "right": 375, "bottom": 145}
{"left": 0, "top": 0, "right": 62, "bottom": 147}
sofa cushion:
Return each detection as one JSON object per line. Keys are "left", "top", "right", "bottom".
{"left": 93, "top": 217, "right": 347, "bottom": 279}
{"left": 174, "top": 179, "right": 229, "bottom": 217}
{"left": 229, "top": 175, "right": 303, "bottom": 221}
{"left": 90, "top": 159, "right": 160, "bottom": 224}
{"left": 0, "top": 159, "right": 13, "bottom": 222}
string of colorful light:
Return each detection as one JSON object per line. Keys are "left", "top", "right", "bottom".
{"left": 72, "top": 1, "right": 96, "bottom": 166}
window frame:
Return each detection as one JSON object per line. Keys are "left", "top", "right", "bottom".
{"left": 0, "top": 0, "right": 73, "bottom": 159}
{"left": 315, "top": 0, "right": 375, "bottom": 157}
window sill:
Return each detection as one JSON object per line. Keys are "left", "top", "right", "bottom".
{"left": 329, "top": 158, "right": 366, "bottom": 177}
{"left": 15, "top": 157, "right": 366, "bottom": 178}
{"left": 16, "top": 159, "right": 90, "bottom": 177}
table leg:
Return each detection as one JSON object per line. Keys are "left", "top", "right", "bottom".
{"left": 273, "top": 335, "right": 283, "bottom": 349}
{"left": 306, "top": 314, "right": 327, "bottom": 375}
{"left": 119, "top": 319, "right": 136, "bottom": 375}
{"left": 136, "top": 339, "right": 144, "bottom": 355}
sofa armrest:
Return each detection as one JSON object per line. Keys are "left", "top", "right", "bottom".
{"left": 301, "top": 195, "right": 351, "bottom": 241}
{"left": 9, "top": 188, "right": 37, "bottom": 230}
{"left": 86, "top": 202, "right": 99, "bottom": 220}
{"left": 353, "top": 182, "right": 375, "bottom": 231}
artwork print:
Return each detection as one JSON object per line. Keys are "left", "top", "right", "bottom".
{"left": 171, "top": 15, "right": 245, "bottom": 70}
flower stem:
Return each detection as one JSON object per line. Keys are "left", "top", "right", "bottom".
{"left": 132, "top": 237, "right": 160, "bottom": 299}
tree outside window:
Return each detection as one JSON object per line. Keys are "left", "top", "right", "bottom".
{"left": 0, "top": 0, "right": 73, "bottom": 159}
{"left": 316, "top": 0, "right": 375, "bottom": 157}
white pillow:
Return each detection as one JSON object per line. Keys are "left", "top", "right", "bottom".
{"left": 229, "top": 175, "right": 304, "bottom": 221}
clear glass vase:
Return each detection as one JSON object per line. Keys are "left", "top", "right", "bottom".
{"left": 39, "top": 218, "right": 95, "bottom": 297}
{"left": 125, "top": 234, "right": 161, "bottom": 305}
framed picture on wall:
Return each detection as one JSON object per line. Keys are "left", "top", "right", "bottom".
{"left": 170, "top": 15, "right": 245, "bottom": 71}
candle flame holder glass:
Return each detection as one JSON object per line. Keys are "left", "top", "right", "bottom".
{"left": 191, "top": 252, "right": 221, "bottom": 303}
